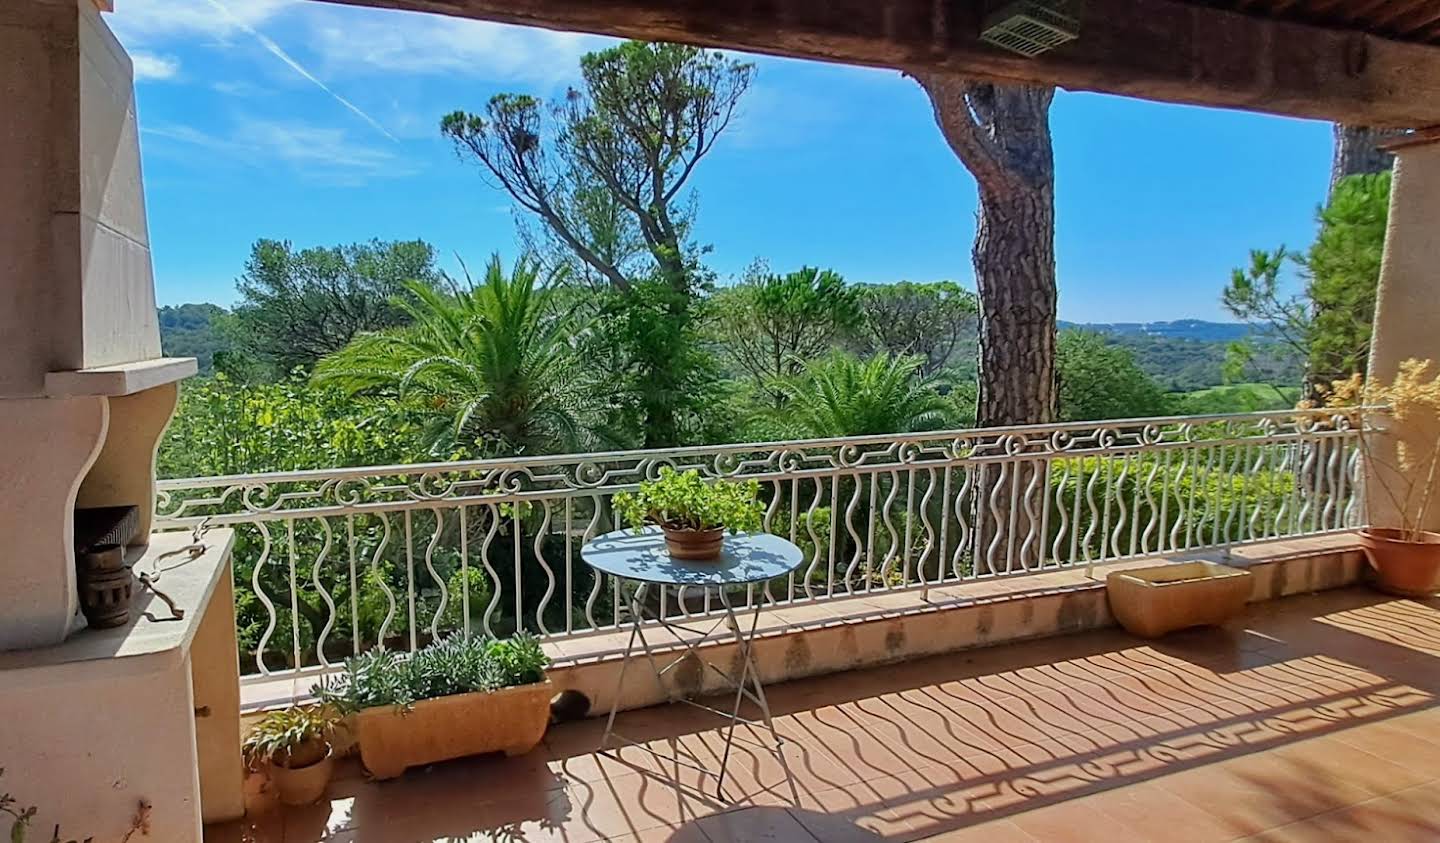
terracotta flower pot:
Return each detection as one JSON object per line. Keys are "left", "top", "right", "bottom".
{"left": 355, "top": 679, "right": 552, "bottom": 780}
{"left": 662, "top": 525, "right": 725, "bottom": 561}
{"left": 1106, "top": 561, "right": 1253, "bottom": 639}
{"left": 1359, "top": 528, "right": 1440, "bottom": 598}
{"left": 270, "top": 745, "right": 334, "bottom": 806}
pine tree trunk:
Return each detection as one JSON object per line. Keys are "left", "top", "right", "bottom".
{"left": 974, "top": 183, "right": 1058, "bottom": 427}
{"left": 915, "top": 77, "right": 1058, "bottom": 428}
{"left": 1330, "top": 125, "right": 1404, "bottom": 194}
{"left": 915, "top": 77, "right": 1057, "bottom": 574}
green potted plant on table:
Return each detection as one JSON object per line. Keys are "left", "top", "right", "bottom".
{"left": 613, "top": 467, "right": 764, "bottom": 561}
{"left": 1321, "top": 361, "right": 1440, "bottom": 597}
{"left": 242, "top": 704, "right": 340, "bottom": 806}
{"left": 314, "top": 634, "right": 550, "bottom": 780}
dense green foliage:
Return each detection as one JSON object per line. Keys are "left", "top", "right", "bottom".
{"left": 1106, "top": 333, "right": 1298, "bottom": 392}
{"left": 231, "top": 238, "right": 442, "bottom": 377}
{"left": 613, "top": 468, "right": 764, "bottom": 533}
{"left": 856, "top": 281, "right": 978, "bottom": 376}
{"left": 1168, "top": 382, "right": 1300, "bottom": 415}
{"left": 770, "top": 352, "right": 951, "bottom": 438}
{"left": 1223, "top": 172, "right": 1389, "bottom": 395}
{"left": 1056, "top": 330, "right": 1169, "bottom": 421}
{"left": 442, "top": 42, "right": 753, "bottom": 447}
{"left": 314, "top": 634, "right": 548, "bottom": 711}
{"left": 159, "top": 303, "right": 231, "bottom": 375}
{"left": 712, "top": 265, "right": 862, "bottom": 408}
{"left": 315, "top": 255, "right": 595, "bottom": 458}
{"left": 159, "top": 374, "right": 428, "bottom": 478}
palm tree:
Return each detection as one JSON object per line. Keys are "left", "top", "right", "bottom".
{"left": 315, "top": 254, "right": 595, "bottom": 457}
{"left": 770, "top": 352, "right": 951, "bottom": 438}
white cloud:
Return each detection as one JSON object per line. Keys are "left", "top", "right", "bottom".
{"left": 308, "top": 13, "right": 611, "bottom": 88}
{"left": 202, "top": 0, "right": 397, "bottom": 141}
{"left": 105, "top": 0, "right": 296, "bottom": 45}
{"left": 211, "top": 79, "right": 266, "bottom": 97}
{"left": 130, "top": 50, "right": 180, "bottom": 81}
{"left": 143, "top": 118, "right": 415, "bottom": 186}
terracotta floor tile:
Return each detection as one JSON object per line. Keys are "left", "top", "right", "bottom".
{"left": 1085, "top": 781, "right": 1244, "bottom": 843}
{"left": 919, "top": 818, "right": 1037, "bottom": 842}
{"left": 1242, "top": 783, "right": 1440, "bottom": 843}
{"left": 568, "top": 768, "right": 727, "bottom": 835}
{"left": 1153, "top": 756, "right": 1333, "bottom": 837}
{"left": 793, "top": 786, "right": 913, "bottom": 839}
{"left": 1007, "top": 799, "right": 1139, "bottom": 843}
{"left": 1267, "top": 735, "right": 1432, "bottom": 799}
{"left": 1329, "top": 720, "right": 1440, "bottom": 778}
{"left": 202, "top": 813, "right": 283, "bottom": 843}
{"left": 607, "top": 822, "right": 712, "bottom": 843}
{"left": 696, "top": 806, "right": 826, "bottom": 842}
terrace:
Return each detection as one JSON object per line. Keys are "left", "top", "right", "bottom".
{"left": 220, "top": 586, "right": 1440, "bottom": 842}
{"left": 5, "top": 1, "right": 1440, "bottom": 841}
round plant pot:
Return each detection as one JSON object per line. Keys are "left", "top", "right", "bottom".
{"left": 271, "top": 746, "right": 335, "bottom": 806}
{"left": 663, "top": 525, "right": 725, "bottom": 561}
{"left": 1359, "top": 527, "right": 1440, "bottom": 598}
{"left": 76, "top": 544, "right": 131, "bottom": 629}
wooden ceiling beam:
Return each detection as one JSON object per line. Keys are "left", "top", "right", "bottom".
{"left": 312, "top": 0, "right": 1440, "bottom": 127}
{"left": 1387, "top": 5, "right": 1440, "bottom": 35}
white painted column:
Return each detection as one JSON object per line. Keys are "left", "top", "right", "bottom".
{"left": 1365, "top": 131, "right": 1440, "bottom": 532}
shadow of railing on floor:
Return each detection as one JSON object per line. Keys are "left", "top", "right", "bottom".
{"left": 537, "top": 590, "right": 1439, "bottom": 840}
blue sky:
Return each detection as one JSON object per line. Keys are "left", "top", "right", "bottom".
{"left": 110, "top": 0, "right": 1333, "bottom": 323}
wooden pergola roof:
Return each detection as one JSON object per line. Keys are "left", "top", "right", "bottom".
{"left": 1202, "top": 1, "right": 1440, "bottom": 48}
{"left": 319, "top": 0, "right": 1440, "bottom": 127}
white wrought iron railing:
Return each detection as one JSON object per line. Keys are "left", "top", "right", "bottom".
{"left": 155, "top": 408, "right": 1368, "bottom": 683}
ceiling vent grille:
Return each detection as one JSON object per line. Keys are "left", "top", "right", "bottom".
{"left": 980, "top": 1, "right": 1082, "bottom": 58}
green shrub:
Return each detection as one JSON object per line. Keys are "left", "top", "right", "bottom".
{"left": 613, "top": 467, "right": 763, "bottom": 533}
{"left": 159, "top": 373, "right": 431, "bottom": 479}
{"left": 242, "top": 704, "right": 338, "bottom": 770}
{"left": 313, "top": 633, "right": 548, "bottom": 712}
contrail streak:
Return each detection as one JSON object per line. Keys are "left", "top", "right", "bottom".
{"left": 204, "top": 0, "right": 398, "bottom": 142}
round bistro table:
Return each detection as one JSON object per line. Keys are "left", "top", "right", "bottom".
{"left": 580, "top": 526, "right": 804, "bottom": 795}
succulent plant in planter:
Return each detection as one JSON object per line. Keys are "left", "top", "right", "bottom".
{"left": 243, "top": 704, "right": 340, "bottom": 806}
{"left": 313, "top": 634, "right": 551, "bottom": 780}
{"left": 613, "top": 467, "right": 764, "bottom": 560}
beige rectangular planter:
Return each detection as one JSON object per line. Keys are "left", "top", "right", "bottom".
{"left": 355, "top": 679, "right": 552, "bottom": 780}
{"left": 1106, "top": 561, "right": 1252, "bottom": 639}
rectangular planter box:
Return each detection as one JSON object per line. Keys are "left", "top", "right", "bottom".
{"left": 1106, "top": 561, "right": 1252, "bottom": 639}
{"left": 355, "top": 679, "right": 552, "bottom": 780}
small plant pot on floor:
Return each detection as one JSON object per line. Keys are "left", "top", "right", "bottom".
{"left": 1106, "top": 561, "right": 1252, "bottom": 639}
{"left": 356, "top": 680, "right": 553, "bottom": 780}
{"left": 270, "top": 746, "right": 335, "bottom": 806}
{"left": 1360, "top": 528, "right": 1440, "bottom": 597}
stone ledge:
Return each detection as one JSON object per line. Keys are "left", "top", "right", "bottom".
{"left": 545, "top": 533, "right": 1365, "bottom": 716}
{"left": 44, "top": 356, "right": 196, "bottom": 397}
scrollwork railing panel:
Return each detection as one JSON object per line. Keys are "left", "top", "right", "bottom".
{"left": 156, "top": 408, "right": 1371, "bottom": 685}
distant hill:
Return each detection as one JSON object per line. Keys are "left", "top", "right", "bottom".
{"left": 1060, "top": 319, "right": 1266, "bottom": 343}
{"left": 1056, "top": 320, "right": 1296, "bottom": 391}
{"left": 158, "top": 303, "right": 230, "bottom": 375}
{"left": 157, "top": 303, "right": 1297, "bottom": 393}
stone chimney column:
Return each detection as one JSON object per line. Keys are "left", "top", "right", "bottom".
{"left": 0, "top": 1, "right": 193, "bottom": 650}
